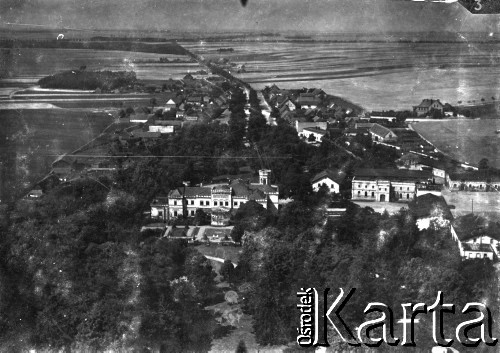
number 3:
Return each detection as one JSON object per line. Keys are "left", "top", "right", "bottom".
{"left": 474, "top": 0, "right": 483, "bottom": 11}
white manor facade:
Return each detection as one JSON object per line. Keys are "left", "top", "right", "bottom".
{"left": 151, "top": 170, "right": 279, "bottom": 225}
{"left": 351, "top": 169, "right": 432, "bottom": 202}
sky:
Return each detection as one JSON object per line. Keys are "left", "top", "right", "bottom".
{"left": 1, "top": 0, "right": 499, "bottom": 34}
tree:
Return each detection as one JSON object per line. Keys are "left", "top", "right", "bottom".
{"left": 230, "top": 224, "right": 244, "bottom": 243}
{"left": 125, "top": 106, "right": 135, "bottom": 116}
{"left": 220, "top": 259, "right": 235, "bottom": 283}
{"left": 235, "top": 340, "right": 248, "bottom": 353}
{"left": 247, "top": 112, "right": 267, "bottom": 142}
{"left": 479, "top": 158, "right": 489, "bottom": 170}
{"left": 150, "top": 97, "right": 157, "bottom": 111}
{"left": 194, "top": 209, "right": 210, "bottom": 226}
{"left": 307, "top": 134, "right": 316, "bottom": 142}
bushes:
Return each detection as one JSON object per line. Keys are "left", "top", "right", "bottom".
{"left": 38, "top": 70, "right": 137, "bottom": 90}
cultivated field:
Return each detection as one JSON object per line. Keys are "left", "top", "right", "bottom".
{"left": 185, "top": 40, "right": 500, "bottom": 110}
{"left": 412, "top": 119, "right": 500, "bottom": 169}
{"left": 442, "top": 189, "right": 500, "bottom": 222}
{"left": 0, "top": 108, "right": 113, "bottom": 183}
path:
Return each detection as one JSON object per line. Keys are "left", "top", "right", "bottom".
{"left": 204, "top": 255, "right": 238, "bottom": 268}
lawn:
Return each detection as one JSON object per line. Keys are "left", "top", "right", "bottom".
{"left": 170, "top": 227, "right": 190, "bottom": 237}
{"left": 0, "top": 108, "right": 113, "bottom": 186}
{"left": 411, "top": 120, "right": 500, "bottom": 169}
{"left": 442, "top": 189, "right": 500, "bottom": 221}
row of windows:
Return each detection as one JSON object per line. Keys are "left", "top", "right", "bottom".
{"left": 356, "top": 191, "right": 411, "bottom": 199}
{"left": 355, "top": 184, "right": 412, "bottom": 191}
{"left": 172, "top": 200, "right": 241, "bottom": 207}
{"left": 452, "top": 184, "right": 500, "bottom": 189}
{"left": 467, "top": 253, "right": 490, "bottom": 259}
{"left": 357, "top": 191, "right": 376, "bottom": 197}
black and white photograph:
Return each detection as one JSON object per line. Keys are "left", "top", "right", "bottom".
{"left": 1, "top": 0, "right": 500, "bottom": 352}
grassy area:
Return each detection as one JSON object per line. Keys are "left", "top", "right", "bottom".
{"left": 0, "top": 108, "right": 113, "bottom": 184}
{"left": 442, "top": 189, "right": 500, "bottom": 221}
{"left": 412, "top": 119, "right": 500, "bottom": 169}
{"left": 195, "top": 244, "right": 242, "bottom": 264}
{"left": 170, "top": 227, "right": 189, "bottom": 237}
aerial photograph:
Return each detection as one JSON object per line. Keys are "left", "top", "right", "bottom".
{"left": 1, "top": 0, "right": 500, "bottom": 352}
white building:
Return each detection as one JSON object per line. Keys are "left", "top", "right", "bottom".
{"left": 450, "top": 214, "right": 500, "bottom": 260}
{"left": 351, "top": 169, "right": 432, "bottom": 202}
{"left": 300, "top": 128, "right": 327, "bottom": 142}
{"left": 151, "top": 170, "right": 280, "bottom": 225}
{"left": 311, "top": 169, "right": 345, "bottom": 194}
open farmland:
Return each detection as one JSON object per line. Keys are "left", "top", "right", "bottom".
{"left": 184, "top": 40, "right": 500, "bottom": 110}
{"left": 442, "top": 189, "right": 500, "bottom": 221}
{"left": 411, "top": 119, "right": 500, "bottom": 169}
{"left": 0, "top": 108, "right": 113, "bottom": 185}
{"left": 0, "top": 48, "right": 202, "bottom": 96}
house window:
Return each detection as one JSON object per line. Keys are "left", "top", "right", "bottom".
{"left": 174, "top": 201, "right": 177, "bottom": 206}
{"left": 364, "top": 191, "right": 367, "bottom": 197}
{"left": 407, "top": 194, "right": 409, "bottom": 199}
{"left": 174, "top": 211, "right": 178, "bottom": 216}
{"left": 358, "top": 191, "right": 360, "bottom": 195}
{"left": 200, "top": 201, "right": 204, "bottom": 206}
{"left": 407, "top": 187, "right": 409, "bottom": 191}
{"left": 234, "top": 202, "right": 238, "bottom": 206}
{"left": 190, "top": 200, "right": 194, "bottom": 205}
{"left": 331, "top": 184, "right": 334, "bottom": 189}
{"left": 372, "top": 185, "right": 375, "bottom": 189}
{"left": 400, "top": 187, "right": 402, "bottom": 190}
{"left": 225, "top": 201, "right": 228, "bottom": 206}
{"left": 371, "top": 192, "right": 375, "bottom": 197}
{"left": 214, "top": 201, "right": 218, "bottom": 206}
{"left": 190, "top": 210, "right": 195, "bottom": 216}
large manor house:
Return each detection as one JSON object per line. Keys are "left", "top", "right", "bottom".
{"left": 150, "top": 169, "right": 279, "bottom": 225}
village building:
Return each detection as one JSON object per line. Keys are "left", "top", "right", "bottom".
{"left": 279, "top": 98, "right": 296, "bottom": 111}
{"left": 311, "top": 169, "right": 345, "bottom": 194}
{"left": 297, "top": 93, "right": 321, "bottom": 109}
{"left": 164, "top": 97, "right": 181, "bottom": 111}
{"left": 300, "top": 127, "right": 327, "bottom": 142}
{"left": 295, "top": 121, "right": 328, "bottom": 134}
{"left": 130, "top": 130, "right": 162, "bottom": 139}
{"left": 26, "top": 185, "right": 43, "bottom": 199}
{"left": 369, "top": 124, "right": 398, "bottom": 142}
{"left": 450, "top": 214, "right": 500, "bottom": 260}
{"left": 447, "top": 171, "right": 500, "bottom": 191}
{"left": 150, "top": 196, "right": 169, "bottom": 221}
{"left": 397, "top": 153, "right": 449, "bottom": 184}
{"left": 391, "top": 128, "right": 434, "bottom": 154}
{"left": 186, "top": 95, "right": 203, "bottom": 106}
{"left": 148, "top": 125, "right": 174, "bottom": 134}
{"left": 151, "top": 170, "right": 280, "bottom": 225}
{"left": 413, "top": 99, "right": 444, "bottom": 116}
{"left": 351, "top": 169, "right": 433, "bottom": 202}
